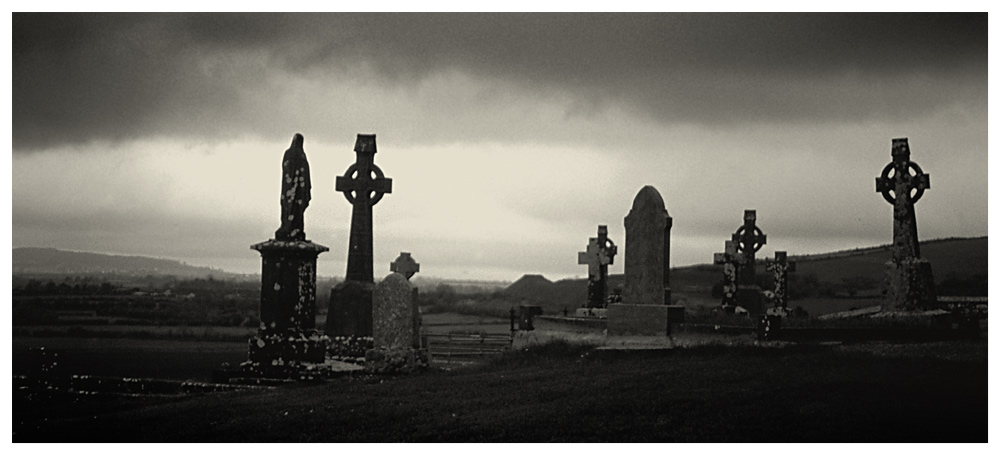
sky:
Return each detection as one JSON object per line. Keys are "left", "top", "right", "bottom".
{"left": 10, "top": 12, "right": 989, "bottom": 282}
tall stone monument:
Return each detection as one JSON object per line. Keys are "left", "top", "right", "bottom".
{"left": 875, "top": 138, "right": 937, "bottom": 310}
{"left": 732, "top": 210, "right": 767, "bottom": 314}
{"left": 328, "top": 134, "right": 393, "bottom": 338}
{"left": 713, "top": 240, "right": 740, "bottom": 310}
{"left": 245, "top": 134, "right": 329, "bottom": 377}
{"left": 765, "top": 251, "right": 795, "bottom": 314}
{"left": 577, "top": 225, "right": 618, "bottom": 308}
{"left": 608, "top": 186, "right": 674, "bottom": 336}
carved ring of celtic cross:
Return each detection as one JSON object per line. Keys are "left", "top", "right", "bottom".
{"left": 339, "top": 163, "right": 389, "bottom": 206}
{"left": 877, "top": 161, "right": 927, "bottom": 204}
{"left": 734, "top": 226, "right": 766, "bottom": 253}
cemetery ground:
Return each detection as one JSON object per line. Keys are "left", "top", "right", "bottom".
{"left": 14, "top": 333, "right": 986, "bottom": 442}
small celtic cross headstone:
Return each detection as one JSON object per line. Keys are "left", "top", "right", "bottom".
{"left": 732, "top": 209, "right": 766, "bottom": 284}
{"left": 577, "top": 225, "right": 617, "bottom": 308}
{"left": 874, "top": 138, "right": 936, "bottom": 310}
{"left": 766, "top": 251, "right": 795, "bottom": 311}
{"left": 713, "top": 240, "right": 741, "bottom": 308}
{"left": 390, "top": 252, "right": 420, "bottom": 280}
{"left": 731, "top": 210, "right": 767, "bottom": 314}
{"left": 337, "top": 134, "right": 393, "bottom": 283}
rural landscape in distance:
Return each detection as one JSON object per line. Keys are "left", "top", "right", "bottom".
{"left": 12, "top": 12, "right": 987, "bottom": 443}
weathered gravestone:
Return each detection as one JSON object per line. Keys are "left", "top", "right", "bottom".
{"left": 390, "top": 252, "right": 422, "bottom": 349}
{"left": 327, "top": 134, "right": 393, "bottom": 339}
{"left": 713, "top": 240, "right": 740, "bottom": 311}
{"left": 765, "top": 251, "right": 795, "bottom": 316}
{"left": 365, "top": 273, "right": 428, "bottom": 374}
{"left": 245, "top": 134, "right": 329, "bottom": 377}
{"left": 732, "top": 210, "right": 767, "bottom": 314}
{"left": 608, "top": 186, "right": 678, "bottom": 336}
{"left": 577, "top": 225, "right": 618, "bottom": 309}
{"left": 875, "top": 138, "right": 937, "bottom": 311}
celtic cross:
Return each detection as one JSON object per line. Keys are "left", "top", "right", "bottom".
{"left": 337, "top": 134, "right": 393, "bottom": 282}
{"left": 875, "top": 138, "right": 929, "bottom": 261}
{"left": 390, "top": 252, "right": 420, "bottom": 280}
{"left": 732, "top": 209, "right": 766, "bottom": 286}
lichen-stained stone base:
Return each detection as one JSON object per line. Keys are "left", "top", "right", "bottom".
{"left": 328, "top": 335, "right": 374, "bottom": 364}
{"left": 884, "top": 258, "right": 938, "bottom": 311}
{"left": 364, "top": 347, "right": 429, "bottom": 374}
{"left": 607, "top": 303, "right": 671, "bottom": 336}
{"left": 241, "top": 330, "right": 345, "bottom": 380}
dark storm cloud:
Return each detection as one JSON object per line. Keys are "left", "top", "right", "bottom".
{"left": 13, "top": 13, "right": 987, "bottom": 150}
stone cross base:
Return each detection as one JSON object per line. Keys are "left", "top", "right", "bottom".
{"left": 736, "top": 286, "right": 765, "bottom": 315}
{"left": 327, "top": 280, "right": 375, "bottom": 337}
{"left": 242, "top": 329, "right": 328, "bottom": 378}
{"left": 884, "top": 258, "right": 938, "bottom": 311}
{"left": 364, "top": 347, "right": 429, "bottom": 374}
{"left": 607, "top": 304, "right": 679, "bottom": 336}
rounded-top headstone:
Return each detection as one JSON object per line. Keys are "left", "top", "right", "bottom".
{"left": 373, "top": 272, "right": 416, "bottom": 350}
{"left": 629, "top": 185, "right": 666, "bottom": 214}
{"left": 623, "top": 185, "right": 672, "bottom": 306}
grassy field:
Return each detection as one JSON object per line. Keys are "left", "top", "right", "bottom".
{"left": 13, "top": 337, "right": 247, "bottom": 381}
{"left": 14, "top": 339, "right": 986, "bottom": 442}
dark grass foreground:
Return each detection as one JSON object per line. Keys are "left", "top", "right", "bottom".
{"left": 15, "top": 341, "right": 986, "bottom": 442}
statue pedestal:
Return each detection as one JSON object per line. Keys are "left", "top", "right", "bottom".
{"left": 884, "top": 258, "right": 938, "bottom": 311}
{"left": 242, "top": 239, "right": 329, "bottom": 377}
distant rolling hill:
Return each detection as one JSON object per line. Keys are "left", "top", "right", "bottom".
{"left": 501, "top": 236, "right": 987, "bottom": 314}
{"left": 793, "top": 236, "right": 986, "bottom": 285}
{"left": 12, "top": 247, "right": 236, "bottom": 279}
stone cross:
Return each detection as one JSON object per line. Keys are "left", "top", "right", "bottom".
{"left": 875, "top": 138, "right": 930, "bottom": 261}
{"left": 577, "top": 225, "right": 617, "bottom": 308}
{"left": 874, "top": 138, "right": 936, "bottom": 310}
{"left": 390, "top": 252, "right": 420, "bottom": 280}
{"left": 732, "top": 209, "right": 766, "bottom": 286}
{"left": 274, "top": 134, "right": 311, "bottom": 241}
{"left": 731, "top": 209, "right": 767, "bottom": 314}
{"left": 765, "top": 251, "right": 795, "bottom": 310}
{"left": 713, "top": 240, "right": 740, "bottom": 308}
{"left": 337, "top": 134, "right": 393, "bottom": 283}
